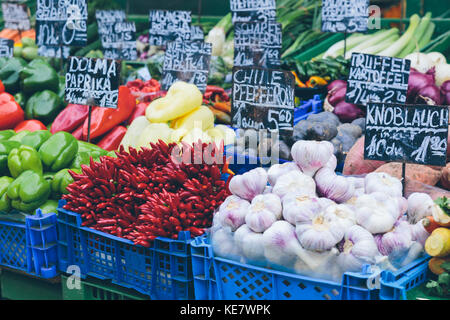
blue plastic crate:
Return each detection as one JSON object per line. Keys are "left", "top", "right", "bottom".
{"left": 190, "top": 235, "right": 428, "bottom": 300}
{"left": 379, "top": 255, "right": 431, "bottom": 300}
{"left": 294, "top": 95, "right": 323, "bottom": 126}
{"left": 0, "top": 209, "right": 59, "bottom": 278}
{"left": 56, "top": 199, "right": 195, "bottom": 300}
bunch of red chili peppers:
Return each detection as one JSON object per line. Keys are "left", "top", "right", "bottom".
{"left": 62, "top": 140, "right": 232, "bottom": 247}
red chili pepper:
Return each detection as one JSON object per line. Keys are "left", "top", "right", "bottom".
{"left": 50, "top": 104, "right": 90, "bottom": 134}
{"left": 126, "top": 102, "right": 148, "bottom": 125}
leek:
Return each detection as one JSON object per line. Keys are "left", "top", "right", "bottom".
{"left": 344, "top": 28, "right": 399, "bottom": 59}
{"left": 322, "top": 33, "right": 371, "bottom": 59}
{"left": 378, "top": 14, "right": 421, "bottom": 57}
{"left": 418, "top": 22, "right": 435, "bottom": 50}
{"left": 358, "top": 33, "right": 400, "bottom": 55}
{"left": 397, "top": 13, "right": 432, "bottom": 58}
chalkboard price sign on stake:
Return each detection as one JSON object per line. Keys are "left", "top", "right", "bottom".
{"left": 321, "top": 0, "right": 369, "bottom": 34}
{"left": 0, "top": 38, "right": 14, "bottom": 58}
{"left": 231, "top": 66, "right": 295, "bottom": 136}
{"left": 346, "top": 53, "right": 411, "bottom": 106}
{"left": 364, "top": 103, "right": 449, "bottom": 195}
{"left": 230, "top": 0, "right": 277, "bottom": 24}
{"left": 148, "top": 10, "right": 192, "bottom": 47}
{"left": 1, "top": 2, "right": 31, "bottom": 31}
{"left": 161, "top": 40, "right": 212, "bottom": 93}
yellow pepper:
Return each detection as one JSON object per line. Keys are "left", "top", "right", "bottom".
{"left": 306, "top": 76, "right": 328, "bottom": 88}
{"left": 170, "top": 105, "right": 215, "bottom": 132}
{"left": 291, "top": 71, "right": 307, "bottom": 88}
{"left": 136, "top": 123, "right": 174, "bottom": 149}
{"left": 146, "top": 81, "right": 203, "bottom": 123}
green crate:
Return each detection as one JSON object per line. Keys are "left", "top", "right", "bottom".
{"left": 61, "top": 275, "right": 150, "bottom": 300}
{"left": 0, "top": 267, "right": 62, "bottom": 300}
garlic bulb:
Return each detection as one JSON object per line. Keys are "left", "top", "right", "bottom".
{"left": 325, "top": 204, "right": 357, "bottom": 231}
{"left": 211, "top": 227, "right": 241, "bottom": 260}
{"left": 336, "top": 225, "right": 380, "bottom": 272}
{"left": 347, "top": 176, "right": 365, "bottom": 189}
{"left": 229, "top": 167, "right": 268, "bottom": 201}
{"left": 318, "top": 197, "right": 336, "bottom": 209}
{"left": 325, "top": 154, "right": 337, "bottom": 171}
{"left": 262, "top": 221, "right": 304, "bottom": 269}
{"left": 295, "top": 210, "right": 345, "bottom": 252}
{"left": 245, "top": 193, "right": 282, "bottom": 233}
{"left": 407, "top": 193, "right": 435, "bottom": 224}
{"left": 410, "top": 219, "right": 430, "bottom": 246}
{"left": 282, "top": 194, "right": 322, "bottom": 225}
{"left": 374, "top": 220, "right": 412, "bottom": 256}
{"left": 234, "top": 225, "right": 265, "bottom": 263}
{"left": 291, "top": 140, "right": 334, "bottom": 177}
{"left": 390, "top": 241, "right": 424, "bottom": 269}
{"left": 354, "top": 192, "right": 401, "bottom": 234}
{"left": 263, "top": 186, "right": 273, "bottom": 194}
{"left": 267, "top": 162, "right": 302, "bottom": 186}
{"left": 293, "top": 248, "right": 340, "bottom": 281}
{"left": 217, "top": 195, "right": 250, "bottom": 231}
{"left": 315, "top": 168, "right": 355, "bottom": 203}
{"left": 272, "top": 171, "right": 316, "bottom": 199}
{"left": 364, "top": 172, "right": 403, "bottom": 198}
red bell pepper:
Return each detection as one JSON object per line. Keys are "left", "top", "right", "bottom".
{"left": 96, "top": 126, "right": 127, "bottom": 151}
{"left": 0, "top": 92, "right": 24, "bottom": 130}
{"left": 14, "top": 120, "right": 47, "bottom": 132}
{"left": 82, "top": 86, "right": 136, "bottom": 140}
{"left": 71, "top": 124, "right": 85, "bottom": 140}
{"left": 50, "top": 104, "right": 90, "bottom": 134}
{"left": 127, "top": 102, "right": 148, "bottom": 125}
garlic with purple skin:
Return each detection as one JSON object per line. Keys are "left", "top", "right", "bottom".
{"left": 407, "top": 192, "right": 440, "bottom": 224}
{"left": 267, "top": 162, "right": 302, "bottom": 186}
{"left": 291, "top": 140, "right": 334, "bottom": 177}
{"left": 212, "top": 227, "right": 241, "bottom": 260}
{"left": 314, "top": 167, "right": 355, "bottom": 203}
{"left": 234, "top": 225, "right": 265, "bottom": 263}
{"left": 272, "top": 170, "right": 316, "bottom": 200}
{"left": 324, "top": 154, "right": 337, "bottom": 171}
{"left": 336, "top": 225, "right": 380, "bottom": 272}
{"left": 217, "top": 195, "right": 251, "bottom": 231}
{"left": 354, "top": 192, "right": 401, "bottom": 234}
{"left": 229, "top": 167, "right": 268, "bottom": 201}
{"left": 410, "top": 219, "right": 430, "bottom": 246}
{"left": 374, "top": 220, "right": 412, "bottom": 256}
{"left": 245, "top": 193, "right": 282, "bottom": 233}
{"left": 324, "top": 204, "right": 356, "bottom": 230}
{"left": 364, "top": 172, "right": 403, "bottom": 198}
{"left": 293, "top": 248, "right": 340, "bottom": 281}
{"left": 295, "top": 209, "right": 345, "bottom": 252}
{"left": 282, "top": 194, "right": 322, "bottom": 225}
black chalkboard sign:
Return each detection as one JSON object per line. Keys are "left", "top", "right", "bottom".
{"left": 346, "top": 53, "right": 411, "bottom": 105}
{"left": 234, "top": 21, "right": 282, "bottom": 68}
{"left": 95, "top": 10, "right": 126, "bottom": 23}
{"left": 230, "top": 0, "right": 276, "bottom": 24}
{"left": 161, "top": 40, "right": 212, "bottom": 93}
{"left": 65, "top": 56, "right": 121, "bottom": 108}
{"left": 0, "top": 38, "right": 14, "bottom": 57}
{"left": 321, "top": 0, "right": 369, "bottom": 33}
{"left": 148, "top": 10, "right": 192, "bottom": 47}
{"left": 36, "top": 0, "right": 87, "bottom": 58}
{"left": 1, "top": 2, "right": 30, "bottom": 30}
{"left": 98, "top": 21, "right": 137, "bottom": 61}
{"left": 190, "top": 25, "right": 204, "bottom": 41}
{"left": 231, "top": 66, "right": 295, "bottom": 136}
{"left": 364, "top": 103, "right": 449, "bottom": 166}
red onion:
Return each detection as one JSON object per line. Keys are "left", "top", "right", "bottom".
{"left": 443, "top": 91, "right": 450, "bottom": 105}
{"left": 441, "top": 80, "right": 450, "bottom": 93}
{"left": 328, "top": 86, "right": 347, "bottom": 107}
{"left": 333, "top": 101, "right": 364, "bottom": 123}
{"left": 407, "top": 71, "right": 435, "bottom": 101}
{"left": 417, "top": 85, "right": 443, "bottom": 105}
{"left": 327, "top": 80, "right": 347, "bottom": 93}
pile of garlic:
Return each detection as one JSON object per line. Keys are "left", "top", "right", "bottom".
{"left": 211, "top": 140, "right": 434, "bottom": 282}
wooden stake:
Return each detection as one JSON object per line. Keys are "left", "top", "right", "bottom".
{"left": 402, "top": 161, "right": 406, "bottom": 196}
{"left": 86, "top": 105, "right": 93, "bottom": 143}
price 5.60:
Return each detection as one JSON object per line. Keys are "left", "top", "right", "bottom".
{"left": 268, "top": 109, "right": 292, "bottom": 130}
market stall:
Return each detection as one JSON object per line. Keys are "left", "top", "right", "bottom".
{"left": 0, "top": 0, "right": 448, "bottom": 301}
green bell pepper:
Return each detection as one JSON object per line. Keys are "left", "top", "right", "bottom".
{"left": 0, "top": 141, "right": 21, "bottom": 176}
{"left": 39, "top": 131, "right": 78, "bottom": 172}
{"left": 7, "top": 170, "right": 51, "bottom": 213}
{"left": 39, "top": 199, "right": 59, "bottom": 215}
{"left": 25, "top": 90, "right": 62, "bottom": 125}
{"left": 0, "top": 57, "right": 27, "bottom": 94}
{"left": 70, "top": 152, "right": 100, "bottom": 169}
{"left": 8, "top": 145, "right": 43, "bottom": 178}
{"left": 20, "top": 130, "right": 52, "bottom": 150}
{"left": 9, "top": 130, "right": 30, "bottom": 142}
{"left": 20, "top": 59, "right": 59, "bottom": 96}
{"left": 0, "top": 176, "right": 14, "bottom": 212}
{"left": 14, "top": 92, "right": 26, "bottom": 109}
{"left": 43, "top": 172, "right": 54, "bottom": 184}
{"left": 58, "top": 75, "right": 67, "bottom": 108}
{"left": 51, "top": 168, "right": 76, "bottom": 197}
{"left": 0, "top": 130, "right": 16, "bottom": 141}
{"left": 77, "top": 141, "right": 108, "bottom": 156}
